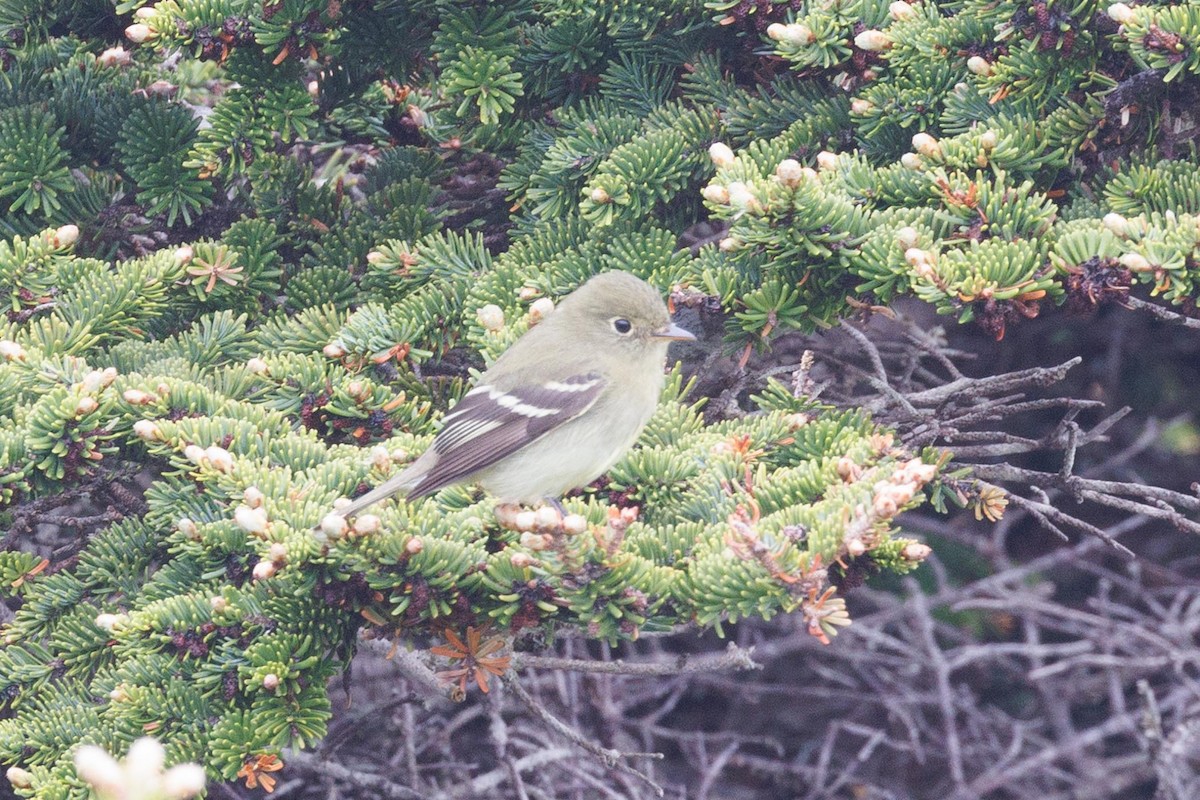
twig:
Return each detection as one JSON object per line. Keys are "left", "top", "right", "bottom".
{"left": 1124, "top": 295, "right": 1200, "bottom": 329}
{"left": 285, "top": 749, "right": 425, "bottom": 799}
{"left": 504, "top": 674, "right": 666, "bottom": 797}
{"left": 358, "top": 636, "right": 457, "bottom": 705}
{"left": 512, "top": 643, "right": 760, "bottom": 676}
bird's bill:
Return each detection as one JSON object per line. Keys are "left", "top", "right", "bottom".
{"left": 652, "top": 323, "right": 696, "bottom": 341}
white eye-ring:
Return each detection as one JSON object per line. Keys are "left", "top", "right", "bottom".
{"left": 611, "top": 318, "right": 633, "bottom": 335}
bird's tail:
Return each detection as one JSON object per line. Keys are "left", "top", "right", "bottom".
{"left": 329, "top": 462, "right": 422, "bottom": 520}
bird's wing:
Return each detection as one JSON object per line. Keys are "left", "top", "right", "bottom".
{"left": 406, "top": 371, "right": 607, "bottom": 499}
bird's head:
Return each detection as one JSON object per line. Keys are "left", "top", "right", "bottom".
{"left": 555, "top": 271, "right": 695, "bottom": 354}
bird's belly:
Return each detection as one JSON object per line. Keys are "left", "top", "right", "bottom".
{"left": 473, "top": 393, "right": 654, "bottom": 503}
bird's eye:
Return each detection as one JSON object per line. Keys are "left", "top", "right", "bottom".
{"left": 612, "top": 318, "right": 632, "bottom": 334}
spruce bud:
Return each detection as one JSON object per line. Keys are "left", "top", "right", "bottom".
{"left": 708, "top": 142, "right": 735, "bottom": 167}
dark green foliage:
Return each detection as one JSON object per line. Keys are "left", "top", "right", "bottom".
{"left": 117, "top": 102, "right": 212, "bottom": 225}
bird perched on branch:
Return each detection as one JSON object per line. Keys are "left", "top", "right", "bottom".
{"left": 324, "top": 271, "right": 694, "bottom": 524}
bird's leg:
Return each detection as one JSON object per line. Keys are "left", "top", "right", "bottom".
{"left": 542, "top": 496, "right": 566, "bottom": 516}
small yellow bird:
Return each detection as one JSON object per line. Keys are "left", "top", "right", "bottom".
{"left": 329, "top": 271, "right": 694, "bottom": 520}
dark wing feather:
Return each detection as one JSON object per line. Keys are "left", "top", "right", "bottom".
{"left": 407, "top": 371, "right": 606, "bottom": 498}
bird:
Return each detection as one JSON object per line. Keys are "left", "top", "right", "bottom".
{"left": 326, "top": 271, "right": 695, "bottom": 522}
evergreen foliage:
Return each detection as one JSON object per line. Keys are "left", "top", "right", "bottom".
{"left": 0, "top": 0, "right": 1193, "bottom": 792}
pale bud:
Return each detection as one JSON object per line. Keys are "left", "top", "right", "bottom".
{"left": 332, "top": 497, "right": 352, "bottom": 510}
{"left": 353, "top": 513, "right": 381, "bottom": 535}
{"left": 535, "top": 506, "right": 562, "bottom": 530}
{"left": 701, "top": 184, "right": 730, "bottom": 204}
{"left": 183, "top": 444, "right": 206, "bottom": 464}
{"left": 234, "top": 505, "right": 269, "bottom": 535}
{"left": 406, "top": 104, "right": 428, "bottom": 127}
{"left": 405, "top": 536, "right": 424, "bottom": 554}
{"left": 0, "top": 340, "right": 24, "bottom": 362}
{"left": 73, "top": 746, "right": 124, "bottom": 794}
{"left": 895, "top": 226, "right": 919, "bottom": 249}
{"left": 889, "top": 0, "right": 916, "bottom": 19}
{"left": 913, "top": 260, "right": 936, "bottom": 279}
{"left": 323, "top": 343, "right": 346, "bottom": 359}
{"left": 518, "top": 286, "right": 541, "bottom": 301}
{"left": 174, "top": 245, "right": 193, "bottom": 264}
{"left": 247, "top": 357, "right": 268, "bottom": 375}
{"left": 109, "top": 685, "right": 129, "bottom": 702}
{"left": 718, "top": 237, "right": 743, "bottom": 252}
{"left": 1102, "top": 212, "right": 1129, "bottom": 236}
{"left": 209, "top": 596, "right": 228, "bottom": 613}
{"left": 873, "top": 494, "right": 899, "bottom": 517}
{"left": 123, "top": 388, "right": 153, "bottom": 405}
{"left": 94, "top": 613, "right": 123, "bottom": 632}
{"left": 347, "top": 380, "right": 365, "bottom": 399}
{"left": 1119, "top": 252, "right": 1151, "bottom": 271}
{"left": 836, "top": 456, "right": 861, "bottom": 482}
{"left": 775, "top": 158, "right": 806, "bottom": 187}
{"left": 134, "top": 6, "right": 156, "bottom": 19}
{"left": 816, "top": 150, "right": 838, "bottom": 170}
{"left": 145, "top": 79, "right": 175, "bottom": 97}
{"left": 519, "top": 531, "right": 549, "bottom": 550}
{"left": 178, "top": 518, "right": 198, "bottom": 538}
{"left": 903, "top": 459, "right": 938, "bottom": 483}
{"left": 902, "top": 542, "right": 933, "bottom": 561}
{"left": 850, "top": 98, "right": 873, "bottom": 114}
{"left": 727, "top": 181, "right": 756, "bottom": 209}
{"left": 306, "top": 80, "right": 319, "bottom": 98}
{"left": 588, "top": 186, "right": 610, "bottom": 204}
{"left": 6, "top": 766, "right": 33, "bottom": 789}
{"left": 76, "top": 396, "right": 99, "bottom": 416}
{"left": 966, "top": 55, "right": 992, "bottom": 76}
{"left": 262, "top": 673, "right": 280, "bottom": 691}
{"left": 124, "top": 23, "right": 153, "bottom": 42}
{"left": 784, "top": 412, "right": 811, "bottom": 429}
{"left": 775, "top": 23, "right": 815, "bottom": 45}
{"left": 854, "top": 29, "right": 891, "bottom": 51}
{"left": 529, "top": 297, "right": 555, "bottom": 323}
{"left": 161, "top": 764, "right": 207, "bottom": 799}
{"left": 562, "top": 514, "right": 588, "bottom": 535}
{"left": 204, "top": 445, "right": 233, "bottom": 473}
{"left": 477, "top": 303, "right": 505, "bottom": 332}
{"left": 0, "top": 340, "right": 26, "bottom": 361}
{"left": 905, "top": 247, "right": 931, "bottom": 266}
{"left": 98, "top": 46, "right": 132, "bottom": 67}
{"left": 900, "top": 152, "right": 923, "bottom": 170}
{"left": 369, "top": 445, "right": 392, "bottom": 470}
{"left": 515, "top": 511, "right": 537, "bottom": 532}
{"left": 766, "top": 23, "right": 788, "bottom": 41}
{"left": 132, "top": 420, "right": 162, "bottom": 441}
{"left": 846, "top": 537, "right": 867, "bottom": 556}
{"left": 252, "top": 560, "right": 276, "bottom": 580}
{"left": 708, "top": 142, "right": 735, "bottom": 167}
{"left": 510, "top": 552, "right": 535, "bottom": 568}
{"left": 80, "top": 369, "right": 109, "bottom": 393}
{"left": 979, "top": 130, "right": 998, "bottom": 150}
{"left": 320, "top": 513, "right": 349, "bottom": 538}
{"left": 911, "top": 132, "right": 941, "bottom": 157}
{"left": 125, "top": 737, "right": 165, "bottom": 786}
{"left": 53, "top": 224, "right": 79, "bottom": 247}
{"left": 1107, "top": 2, "right": 1135, "bottom": 23}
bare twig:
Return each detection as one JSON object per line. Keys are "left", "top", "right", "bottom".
{"left": 512, "top": 643, "right": 759, "bottom": 676}
{"left": 504, "top": 675, "right": 666, "bottom": 797}
{"left": 1124, "top": 296, "right": 1200, "bottom": 329}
